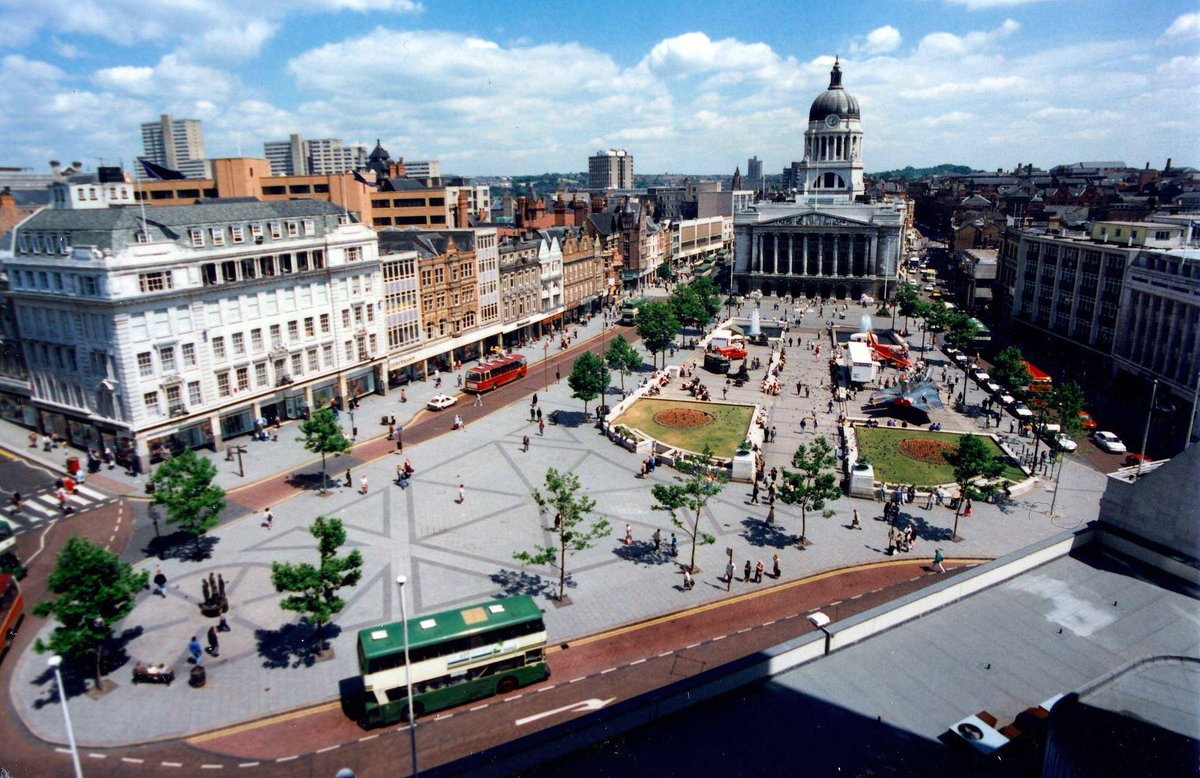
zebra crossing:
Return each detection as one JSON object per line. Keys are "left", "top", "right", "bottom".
{"left": 2, "top": 482, "right": 116, "bottom": 535}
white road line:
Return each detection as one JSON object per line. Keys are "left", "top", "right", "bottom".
{"left": 762, "top": 620, "right": 776, "bottom": 626}
{"left": 357, "top": 735, "right": 379, "bottom": 742}
{"left": 75, "top": 485, "right": 105, "bottom": 500}
{"left": 504, "top": 694, "right": 524, "bottom": 701}
{"left": 161, "top": 762, "right": 182, "bottom": 768}
{"left": 599, "top": 667, "right": 616, "bottom": 675}
{"left": 315, "top": 745, "right": 340, "bottom": 754}
{"left": 568, "top": 676, "right": 586, "bottom": 684}
{"left": 850, "top": 593, "right": 864, "bottom": 599}
{"left": 55, "top": 748, "right": 71, "bottom": 754}
{"left": 201, "top": 765, "right": 224, "bottom": 770}
{"left": 67, "top": 494, "right": 90, "bottom": 506}
{"left": 537, "top": 684, "right": 556, "bottom": 692}
{"left": 736, "top": 628, "right": 752, "bottom": 634}
{"left": 685, "top": 642, "right": 701, "bottom": 649}
{"left": 434, "top": 713, "right": 455, "bottom": 720}
{"left": 122, "top": 757, "right": 145, "bottom": 764}
{"left": 828, "top": 600, "right": 843, "bottom": 606}
{"left": 87, "top": 753, "right": 107, "bottom": 759}
{"left": 628, "top": 658, "right": 645, "bottom": 666}
{"left": 238, "top": 763, "right": 260, "bottom": 768}
{"left": 21, "top": 500, "right": 53, "bottom": 517}
{"left": 470, "top": 703, "right": 490, "bottom": 711}
{"left": 657, "top": 650, "right": 673, "bottom": 657}
{"left": 275, "top": 755, "right": 299, "bottom": 763}
{"left": 711, "top": 635, "right": 726, "bottom": 642}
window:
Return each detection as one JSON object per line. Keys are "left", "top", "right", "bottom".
{"left": 250, "top": 223, "right": 263, "bottom": 242}
{"left": 231, "top": 225, "right": 245, "bottom": 243}
{"left": 139, "top": 272, "right": 173, "bottom": 293}
{"left": 351, "top": 276, "right": 361, "bottom": 296}
{"left": 182, "top": 343, "right": 196, "bottom": 368}
{"left": 209, "top": 227, "right": 225, "bottom": 246}
{"left": 346, "top": 246, "right": 362, "bottom": 262}
{"left": 288, "top": 320, "right": 299, "bottom": 342}
{"left": 231, "top": 332, "right": 245, "bottom": 356}
{"left": 189, "top": 228, "right": 204, "bottom": 247}
{"left": 236, "top": 366, "right": 249, "bottom": 391}
{"left": 342, "top": 309, "right": 351, "bottom": 329}
{"left": 302, "top": 219, "right": 315, "bottom": 236}
{"left": 322, "top": 344, "right": 333, "bottom": 366}
{"left": 159, "top": 346, "right": 176, "bottom": 372}
{"left": 212, "top": 336, "right": 226, "bottom": 360}
{"left": 291, "top": 353, "right": 303, "bottom": 375}
{"left": 270, "top": 324, "right": 282, "bottom": 347}
{"left": 307, "top": 348, "right": 319, "bottom": 372}
{"left": 320, "top": 313, "right": 330, "bottom": 333}
{"left": 187, "top": 381, "right": 202, "bottom": 407}
{"left": 304, "top": 317, "right": 315, "bottom": 337}
{"left": 137, "top": 351, "right": 153, "bottom": 377}
{"left": 255, "top": 362, "right": 268, "bottom": 387}
{"left": 286, "top": 221, "right": 300, "bottom": 237}
{"left": 165, "top": 385, "right": 182, "bottom": 410}
{"left": 251, "top": 328, "right": 263, "bottom": 352}
{"left": 216, "top": 371, "right": 231, "bottom": 397}
{"left": 143, "top": 391, "right": 161, "bottom": 416}
{"left": 344, "top": 341, "right": 354, "bottom": 361}
{"left": 269, "top": 222, "right": 282, "bottom": 239}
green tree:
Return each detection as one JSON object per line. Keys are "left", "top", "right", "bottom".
{"left": 1049, "top": 380, "right": 1086, "bottom": 439}
{"left": 942, "top": 310, "right": 981, "bottom": 400}
{"left": 778, "top": 436, "right": 843, "bottom": 546}
{"left": 635, "top": 300, "right": 680, "bottom": 369}
{"left": 922, "top": 301, "right": 949, "bottom": 354}
{"left": 668, "top": 284, "right": 706, "bottom": 344}
{"left": 149, "top": 448, "right": 226, "bottom": 557}
{"left": 650, "top": 447, "right": 725, "bottom": 573}
{"left": 270, "top": 516, "right": 364, "bottom": 651}
{"left": 567, "top": 351, "right": 610, "bottom": 414}
{"left": 515, "top": 468, "right": 611, "bottom": 601}
{"left": 989, "top": 346, "right": 1032, "bottom": 393}
{"left": 605, "top": 334, "right": 643, "bottom": 394}
{"left": 689, "top": 276, "right": 723, "bottom": 322}
{"left": 893, "top": 282, "right": 921, "bottom": 333}
{"left": 34, "top": 537, "right": 149, "bottom": 688}
{"left": 298, "top": 407, "right": 352, "bottom": 493}
{"left": 946, "top": 434, "right": 1004, "bottom": 540}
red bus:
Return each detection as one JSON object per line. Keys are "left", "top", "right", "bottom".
{"left": 0, "top": 573, "right": 24, "bottom": 659}
{"left": 465, "top": 354, "right": 528, "bottom": 392}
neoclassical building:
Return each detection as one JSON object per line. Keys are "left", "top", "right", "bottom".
{"left": 733, "top": 60, "right": 906, "bottom": 300}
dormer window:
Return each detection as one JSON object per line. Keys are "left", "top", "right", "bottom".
{"left": 210, "top": 226, "right": 225, "bottom": 246}
{"left": 250, "top": 224, "right": 264, "bottom": 242}
{"left": 286, "top": 221, "right": 300, "bottom": 237}
{"left": 135, "top": 230, "right": 150, "bottom": 244}
{"left": 17, "top": 235, "right": 27, "bottom": 253}
{"left": 189, "top": 228, "right": 204, "bottom": 247}
{"left": 231, "top": 225, "right": 245, "bottom": 243}
{"left": 57, "top": 235, "right": 69, "bottom": 255}
{"left": 269, "top": 222, "right": 282, "bottom": 239}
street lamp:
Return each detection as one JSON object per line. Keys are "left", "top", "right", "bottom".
{"left": 48, "top": 655, "right": 84, "bottom": 778}
{"left": 543, "top": 340, "right": 550, "bottom": 391}
{"left": 396, "top": 575, "right": 418, "bottom": 778}
{"left": 1136, "top": 379, "right": 1157, "bottom": 478}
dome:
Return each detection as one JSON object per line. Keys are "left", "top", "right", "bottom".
{"left": 808, "top": 58, "right": 860, "bottom": 122}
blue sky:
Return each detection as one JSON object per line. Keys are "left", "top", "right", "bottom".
{"left": 1, "top": 0, "right": 1197, "bottom": 176}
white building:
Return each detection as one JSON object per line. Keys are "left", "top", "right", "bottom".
{"left": 3, "top": 198, "right": 384, "bottom": 467}
{"left": 785, "top": 58, "right": 864, "bottom": 199}
{"left": 140, "top": 114, "right": 207, "bottom": 179}
{"left": 404, "top": 160, "right": 442, "bottom": 180}
{"left": 537, "top": 236, "right": 563, "bottom": 314}
{"left": 588, "top": 149, "right": 634, "bottom": 190}
{"left": 264, "top": 135, "right": 369, "bottom": 176}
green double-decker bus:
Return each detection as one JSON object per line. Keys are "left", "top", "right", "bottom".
{"left": 356, "top": 594, "right": 550, "bottom": 726}
{"left": 618, "top": 297, "right": 648, "bottom": 326}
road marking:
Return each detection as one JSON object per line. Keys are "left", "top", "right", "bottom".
{"left": 0, "top": 445, "right": 18, "bottom": 461}
{"left": 685, "top": 642, "right": 701, "bottom": 649}
{"left": 762, "top": 620, "right": 775, "bottom": 626}
{"left": 850, "top": 593, "right": 864, "bottom": 599}
{"left": 711, "top": 635, "right": 726, "bottom": 642}
{"left": 357, "top": 735, "right": 379, "bottom": 742}
{"left": 736, "top": 627, "right": 752, "bottom": 634}
{"left": 600, "top": 667, "right": 616, "bottom": 675}
{"left": 188, "top": 699, "right": 342, "bottom": 743}
{"left": 75, "top": 484, "right": 105, "bottom": 500}
{"left": 238, "top": 763, "right": 260, "bottom": 768}
{"left": 122, "top": 757, "right": 145, "bottom": 764}
{"left": 628, "top": 658, "right": 645, "bottom": 666}
{"left": 161, "top": 762, "right": 182, "bottom": 768}
{"left": 275, "top": 755, "right": 299, "bottom": 763}
{"left": 515, "top": 697, "right": 616, "bottom": 727}
{"left": 657, "top": 650, "right": 673, "bottom": 657}
{"left": 504, "top": 694, "right": 524, "bottom": 701}
{"left": 828, "top": 600, "right": 842, "bottom": 606}
{"left": 537, "top": 684, "right": 556, "bottom": 692}
{"left": 434, "top": 713, "right": 455, "bottom": 720}
{"left": 201, "top": 765, "right": 224, "bottom": 770}
{"left": 470, "top": 703, "right": 490, "bottom": 711}
{"left": 315, "top": 745, "right": 340, "bottom": 754}
{"left": 568, "top": 676, "right": 587, "bottom": 684}
{"left": 88, "top": 753, "right": 107, "bottom": 759}
{"left": 21, "top": 500, "right": 53, "bottom": 517}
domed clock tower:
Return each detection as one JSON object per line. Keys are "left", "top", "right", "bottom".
{"left": 796, "top": 58, "right": 864, "bottom": 199}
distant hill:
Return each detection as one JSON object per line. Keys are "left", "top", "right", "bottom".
{"left": 869, "top": 164, "right": 975, "bottom": 180}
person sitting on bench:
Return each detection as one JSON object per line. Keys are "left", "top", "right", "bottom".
{"left": 132, "top": 662, "right": 175, "bottom": 685}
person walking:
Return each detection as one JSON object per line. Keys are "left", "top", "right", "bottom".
{"left": 682, "top": 569, "right": 694, "bottom": 591}
{"left": 750, "top": 480, "right": 760, "bottom": 504}
{"left": 344, "top": 469, "right": 352, "bottom": 488}
{"left": 754, "top": 560, "right": 764, "bottom": 583}
{"left": 264, "top": 507, "right": 274, "bottom": 530}
{"left": 530, "top": 406, "right": 537, "bottom": 422}
{"left": 766, "top": 504, "right": 776, "bottom": 525}
{"left": 653, "top": 528, "right": 662, "bottom": 553}
{"left": 926, "top": 490, "right": 936, "bottom": 510}
{"left": 457, "top": 484, "right": 466, "bottom": 503}
{"left": 153, "top": 566, "right": 168, "bottom": 597}
{"left": 474, "top": 393, "right": 483, "bottom": 407}
{"left": 538, "top": 419, "right": 546, "bottom": 436}
{"left": 850, "top": 508, "right": 862, "bottom": 530}
{"left": 522, "top": 435, "right": 530, "bottom": 452}
{"left": 624, "top": 523, "right": 633, "bottom": 545}
{"left": 772, "top": 553, "right": 781, "bottom": 578}
{"left": 724, "top": 559, "right": 734, "bottom": 591}
{"left": 669, "top": 533, "right": 678, "bottom": 557}
{"left": 206, "top": 626, "right": 220, "bottom": 657}
{"left": 188, "top": 635, "right": 203, "bottom": 664}
{"left": 536, "top": 408, "right": 543, "bottom": 423}
{"left": 963, "top": 498, "right": 972, "bottom": 517}
{"left": 933, "top": 548, "right": 946, "bottom": 574}
{"left": 887, "top": 525, "right": 896, "bottom": 555}
{"left": 531, "top": 393, "right": 538, "bottom": 407}
{"left": 743, "top": 559, "right": 752, "bottom": 583}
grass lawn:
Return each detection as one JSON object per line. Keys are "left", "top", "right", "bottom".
{"left": 613, "top": 399, "right": 754, "bottom": 459}
{"left": 854, "top": 426, "right": 1025, "bottom": 486}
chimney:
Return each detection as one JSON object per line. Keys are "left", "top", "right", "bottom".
{"left": 456, "top": 188, "right": 469, "bottom": 229}
{"left": 1165, "top": 158, "right": 1172, "bottom": 172}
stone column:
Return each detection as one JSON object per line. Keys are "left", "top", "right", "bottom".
{"left": 756, "top": 233, "right": 763, "bottom": 273}
{"left": 869, "top": 235, "right": 878, "bottom": 277}
{"left": 773, "top": 233, "right": 779, "bottom": 275}
{"left": 817, "top": 234, "right": 825, "bottom": 277}
{"left": 833, "top": 233, "right": 840, "bottom": 277}
{"left": 802, "top": 234, "right": 809, "bottom": 276}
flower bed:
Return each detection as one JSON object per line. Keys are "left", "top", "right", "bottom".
{"left": 653, "top": 408, "right": 715, "bottom": 428}
{"left": 897, "top": 437, "right": 955, "bottom": 464}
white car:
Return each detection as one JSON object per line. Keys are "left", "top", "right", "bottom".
{"left": 1054, "top": 433, "right": 1078, "bottom": 452}
{"left": 984, "top": 381, "right": 1001, "bottom": 394}
{"left": 1091, "top": 431, "right": 1127, "bottom": 453}
{"left": 426, "top": 394, "right": 458, "bottom": 411}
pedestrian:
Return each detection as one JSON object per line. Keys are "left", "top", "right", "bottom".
{"left": 56, "top": 487, "right": 68, "bottom": 513}
{"left": 669, "top": 533, "right": 678, "bottom": 557}
{"left": 523, "top": 435, "right": 530, "bottom": 452}
{"left": 457, "top": 483, "right": 466, "bottom": 503}
{"left": 536, "top": 408, "right": 543, "bottom": 422}
{"left": 344, "top": 469, "right": 352, "bottom": 488}
{"left": 766, "top": 504, "right": 775, "bottom": 525}
{"left": 964, "top": 498, "right": 972, "bottom": 517}
{"left": 743, "top": 559, "right": 752, "bottom": 583}
{"left": 750, "top": 480, "right": 760, "bottom": 504}
{"left": 532, "top": 393, "right": 538, "bottom": 407}
{"left": 206, "top": 626, "right": 220, "bottom": 657}
{"left": 724, "top": 559, "right": 734, "bottom": 590}
{"left": 796, "top": 381, "right": 802, "bottom": 395}
{"left": 360, "top": 474, "right": 368, "bottom": 495}
{"left": 850, "top": 508, "right": 862, "bottom": 530}
{"left": 396, "top": 426, "right": 404, "bottom": 453}
{"left": 538, "top": 419, "right": 546, "bottom": 436}
{"left": 754, "top": 560, "right": 764, "bottom": 583}
{"left": 926, "top": 490, "right": 935, "bottom": 510}
{"left": 387, "top": 422, "right": 395, "bottom": 440}
{"left": 772, "top": 553, "right": 781, "bottom": 578}
{"left": 474, "top": 393, "right": 483, "bottom": 407}
{"left": 624, "top": 523, "right": 633, "bottom": 545}
{"left": 653, "top": 528, "right": 662, "bottom": 552}
{"left": 771, "top": 426, "right": 777, "bottom": 442}
{"left": 933, "top": 548, "right": 946, "bottom": 574}
{"left": 682, "top": 569, "right": 694, "bottom": 591}
{"left": 10, "top": 491, "right": 20, "bottom": 512}
{"left": 530, "top": 406, "right": 537, "bottom": 421}
{"left": 887, "top": 525, "right": 896, "bottom": 555}
{"left": 827, "top": 400, "right": 834, "bottom": 414}
{"left": 188, "top": 635, "right": 203, "bottom": 664}
{"left": 153, "top": 566, "right": 167, "bottom": 597}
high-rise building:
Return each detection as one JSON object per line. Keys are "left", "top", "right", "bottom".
{"left": 746, "top": 156, "right": 764, "bottom": 192}
{"left": 263, "top": 135, "right": 368, "bottom": 177}
{"left": 403, "top": 160, "right": 442, "bottom": 180}
{"left": 140, "top": 114, "right": 206, "bottom": 178}
{"left": 588, "top": 149, "right": 634, "bottom": 190}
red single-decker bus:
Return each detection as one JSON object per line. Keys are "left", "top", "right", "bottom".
{"left": 0, "top": 573, "right": 23, "bottom": 659}
{"left": 465, "top": 354, "right": 528, "bottom": 392}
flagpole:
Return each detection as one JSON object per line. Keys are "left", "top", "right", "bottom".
{"left": 134, "top": 159, "right": 150, "bottom": 240}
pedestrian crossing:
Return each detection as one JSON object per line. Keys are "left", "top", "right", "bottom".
{"left": 2, "top": 482, "right": 115, "bottom": 535}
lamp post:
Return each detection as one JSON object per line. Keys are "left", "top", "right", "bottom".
{"left": 48, "top": 655, "right": 84, "bottom": 778}
{"left": 543, "top": 340, "right": 550, "bottom": 391}
{"left": 396, "top": 575, "right": 419, "bottom": 778}
{"left": 1137, "top": 379, "right": 1157, "bottom": 478}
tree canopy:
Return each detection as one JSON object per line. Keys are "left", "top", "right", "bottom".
{"left": 567, "top": 351, "right": 610, "bottom": 413}
{"left": 989, "top": 346, "right": 1032, "bottom": 392}
{"left": 635, "top": 300, "right": 680, "bottom": 369}
{"left": 298, "top": 407, "right": 352, "bottom": 493}
{"left": 270, "top": 516, "right": 364, "bottom": 649}
{"left": 604, "top": 334, "right": 642, "bottom": 394}
{"left": 777, "top": 436, "right": 843, "bottom": 546}
{"left": 34, "top": 537, "right": 149, "bottom": 686}
{"left": 515, "top": 468, "right": 611, "bottom": 601}
{"left": 651, "top": 446, "right": 725, "bottom": 573}
{"left": 149, "top": 448, "right": 226, "bottom": 557}
{"left": 946, "top": 434, "right": 1004, "bottom": 540}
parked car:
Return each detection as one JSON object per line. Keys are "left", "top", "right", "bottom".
{"left": 972, "top": 369, "right": 991, "bottom": 383}
{"left": 1091, "top": 431, "right": 1126, "bottom": 453}
{"left": 427, "top": 394, "right": 457, "bottom": 411}
{"left": 1077, "top": 411, "right": 1098, "bottom": 430}
{"left": 1012, "top": 402, "right": 1034, "bottom": 418}
{"left": 1123, "top": 452, "right": 1151, "bottom": 467}
{"left": 998, "top": 393, "right": 1016, "bottom": 406}
{"left": 1053, "top": 433, "right": 1078, "bottom": 452}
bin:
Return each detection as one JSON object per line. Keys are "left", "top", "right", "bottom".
{"left": 67, "top": 456, "right": 80, "bottom": 475}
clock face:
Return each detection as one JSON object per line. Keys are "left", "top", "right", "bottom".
{"left": 825, "top": 114, "right": 840, "bottom": 128}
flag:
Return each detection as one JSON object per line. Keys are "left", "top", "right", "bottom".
{"left": 138, "top": 158, "right": 186, "bottom": 180}
{"left": 353, "top": 170, "right": 379, "bottom": 189}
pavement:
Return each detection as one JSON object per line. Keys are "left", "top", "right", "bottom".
{"left": 5, "top": 295, "right": 1111, "bottom": 748}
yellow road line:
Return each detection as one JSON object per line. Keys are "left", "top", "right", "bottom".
{"left": 187, "top": 700, "right": 343, "bottom": 744}
{"left": 0, "top": 445, "right": 20, "bottom": 461}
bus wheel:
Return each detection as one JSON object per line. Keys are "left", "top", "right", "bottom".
{"left": 402, "top": 701, "right": 424, "bottom": 722}
{"left": 497, "top": 676, "right": 519, "bottom": 694}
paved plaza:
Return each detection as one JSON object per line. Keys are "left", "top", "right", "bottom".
{"left": 7, "top": 296, "right": 1110, "bottom": 746}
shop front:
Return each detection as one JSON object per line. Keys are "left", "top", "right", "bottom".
{"left": 219, "top": 406, "right": 255, "bottom": 440}
{"left": 312, "top": 379, "right": 339, "bottom": 411}
{"left": 345, "top": 368, "right": 378, "bottom": 400}
{"left": 260, "top": 388, "right": 310, "bottom": 425}
{"left": 0, "top": 391, "right": 36, "bottom": 429}
{"left": 146, "top": 418, "right": 215, "bottom": 463}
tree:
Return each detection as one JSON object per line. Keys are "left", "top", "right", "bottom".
{"left": 893, "top": 282, "right": 921, "bottom": 333}
{"left": 515, "top": 468, "right": 611, "bottom": 602}
{"left": 942, "top": 310, "right": 981, "bottom": 400}
{"left": 946, "top": 434, "right": 1004, "bottom": 541}
{"left": 298, "top": 407, "right": 351, "bottom": 493}
{"left": 635, "top": 300, "right": 680, "bottom": 370}
{"left": 921, "top": 301, "right": 949, "bottom": 354}
{"left": 989, "top": 346, "right": 1032, "bottom": 394}
{"left": 651, "top": 447, "right": 725, "bottom": 573}
{"left": 668, "top": 284, "right": 706, "bottom": 344}
{"left": 605, "top": 334, "right": 642, "bottom": 394}
{"left": 689, "top": 276, "right": 723, "bottom": 322}
{"left": 270, "top": 516, "right": 364, "bottom": 651}
{"left": 1049, "top": 380, "right": 1086, "bottom": 439}
{"left": 778, "top": 436, "right": 843, "bottom": 546}
{"left": 34, "top": 537, "right": 148, "bottom": 688}
{"left": 149, "top": 448, "right": 226, "bottom": 557}
{"left": 567, "top": 351, "right": 610, "bottom": 414}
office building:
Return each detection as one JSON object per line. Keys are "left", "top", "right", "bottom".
{"left": 140, "top": 114, "right": 206, "bottom": 178}
{"left": 589, "top": 149, "right": 634, "bottom": 190}
{"left": 746, "top": 156, "right": 764, "bottom": 192}
{"left": 264, "top": 135, "right": 370, "bottom": 177}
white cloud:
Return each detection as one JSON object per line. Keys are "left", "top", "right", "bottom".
{"left": 917, "top": 18, "right": 1020, "bottom": 57}
{"left": 854, "top": 26, "right": 902, "bottom": 56}
{"left": 93, "top": 55, "right": 236, "bottom": 102}
{"left": 945, "top": 0, "right": 1049, "bottom": 9}
{"left": 1164, "top": 12, "right": 1200, "bottom": 41}
{"left": 641, "top": 32, "right": 784, "bottom": 77}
